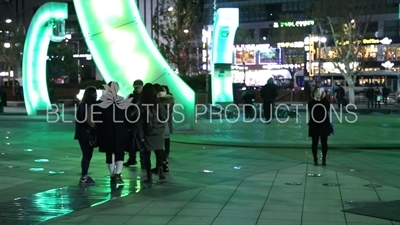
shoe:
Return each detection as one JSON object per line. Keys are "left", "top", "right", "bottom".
{"left": 158, "top": 166, "right": 166, "bottom": 180}
{"left": 143, "top": 172, "right": 152, "bottom": 183}
{"left": 163, "top": 161, "right": 169, "bottom": 174}
{"left": 313, "top": 159, "right": 318, "bottom": 166}
{"left": 110, "top": 175, "right": 115, "bottom": 183}
{"left": 114, "top": 174, "right": 124, "bottom": 185}
{"left": 79, "top": 176, "right": 95, "bottom": 186}
{"left": 123, "top": 160, "right": 137, "bottom": 167}
{"left": 322, "top": 158, "right": 327, "bottom": 166}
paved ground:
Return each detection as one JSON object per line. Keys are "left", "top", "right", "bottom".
{"left": 1, "top": 106, "right": 399, "bottom": 149}
{"left": 171, "top": 113, "right": 400, "bottom": 149}
{"left": 0, "top": 120, "right": 399, "bottom": 225}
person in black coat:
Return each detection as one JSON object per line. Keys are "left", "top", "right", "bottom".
{"left": 74, "top": 86, "right": 98, "bottom": 186}
{"left": 260, "top": 78, "right": 278, "bottom": 123}
{"left": 366, "top": 86, "right": 374, "bottom": 109}
{"left": 124, "top": 79, "right": 144, "bottom": 167}
{"left": 97, "top": 81, "right": 130, "bottom": 185}
{"left": 308, "top": 87, "right": 333, "bottom": 166}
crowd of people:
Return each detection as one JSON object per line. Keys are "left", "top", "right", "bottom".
{"left": 74, "top": 79, "right": 174, "bottom": 186}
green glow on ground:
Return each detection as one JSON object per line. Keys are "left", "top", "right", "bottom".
{"left": 22, "top": 2, "right": 68, "bottom": 115}
{"left": 73, "top": 0, "right": 195, "bottom": 129}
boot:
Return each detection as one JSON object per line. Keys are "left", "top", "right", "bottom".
{"left": 158, "top": 166, "right": 166, "bottom": 180}
{"left": 114, "top": 174, "right": 124, "bottom": 185}
{"left": 322, "top": 157, "right": 327, "bottom": 166}
{"left": 143, "top": 172, "right": 152, "bottom": 183}
{"left": 313, "top": 158, "right": 318, "bottom": 166}
{"left": 163, "top": 161, "right": 169, "bottom": 174}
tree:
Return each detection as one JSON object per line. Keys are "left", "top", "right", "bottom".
{"left": 312, "top": 0, "right": 383, "bottom": 104}
{"left": 268, "top": 14, "right": 307, "bottom": 78}
{"left": 0, "top": 23, "right": 25, "bottom": 86}
{"left": 152, "top": 0, "right": 204, "bottom": 76}
{"left": 47, "top": 42, "right": 79, "bottom": 82}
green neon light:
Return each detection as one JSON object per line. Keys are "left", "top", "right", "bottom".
{"left": 211, "top": 8, "right": 239, "bottom": 104}
{"left": 22, "top": 2, "right": 68, "bottom": 115}
{"left": 73, "top": 0, "right": 195, "bottom": 129}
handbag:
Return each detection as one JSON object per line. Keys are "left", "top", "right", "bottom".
{"left": 87, "top": 128, "right": 98, "bottom": 147}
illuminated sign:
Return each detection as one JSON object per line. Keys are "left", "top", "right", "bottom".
{"left": 277, "top": 41, "right": 304, "bottom": 48}
{"left": 338, "top": 38, "right": 380, "bottom": 45}
{"left": 382, "top": 61, "right": 394, "bottom": 69}
{"left": 273, "top": 20, "right": 314, "bottom": 28}
{"left": 73, "top": 54, "right": 92, "bottom": 60}
{"left": 380, "top": 37, "right": 392, "bottom": 45}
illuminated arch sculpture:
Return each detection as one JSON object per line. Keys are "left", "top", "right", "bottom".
{"left": 211, "top": 8, "right": 239, "bottom": 104}
{"left": 22, "top": 2, "right": 68, "bottom": 115}
{"left": 73, "top": 0, "right": 195, "bottom": 130}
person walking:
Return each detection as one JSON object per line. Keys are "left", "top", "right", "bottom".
{"left": 366, "top": 86, "right": 374, "bottom": 109}
{"left": 260, "top": 78, "right": 278, "bottom": 123}
{"left": 74, "top": 86, "right": 98, "bottom": 186}
{"left": 308, "top": 87, "right": 333, "bottom": 166}
{"left": 97, "top": 81, "right": 130, "bottom": 185}
{"left": 124, "top": 79, "right": 144, "bottom": 168}
{"left": 334, "top": 84, "right": 345, "bottom": 108}
{"left": 382, "top": 86, "right": 390, "bottom": 106}
{"left": 137, "top": 83, "right": 168, "bottom": 183}
{"left": 374, "top": 88, "right": 381, "bottom": 109}
{"left": 152, "top": 83, "right": 174, "bottom": 174}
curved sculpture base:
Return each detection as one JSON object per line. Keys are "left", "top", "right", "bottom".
{"left": 22, "top": 2, "right": 68, "bottom": 116}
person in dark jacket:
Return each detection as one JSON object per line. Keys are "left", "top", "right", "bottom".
{"left": 242, "top": 87, "right": 256, "bottom": 118}
{"left": 308, "top": 87, "right": 333, "bottom": 166}
{"left": 334, "top": 84, "right": 345, "bottom": 108}
{"left": 260, "top": 78, "right": 278, "bottom": 123}
{"left": 97, "top": 81, "right": 130, "bottom": 185}
{"left": 382, "top": 86, "right": 390, "bottom": 106}
{"left": 74, "top": 86, "right": 98, "bottom": 186}
{"left": 374, "top": 88, "right": 381, "bottom": 109}
{"left": 124, "top": 79, "right": 144, "bottom": 167}
{"left": 366, "top": 86, "right": 374, "bottom": 109}
{"left": 137, "top": 83, "right": 168, "bottom": 183}
{"left": 152, "top": 84, "right": 174, "bottom": 174}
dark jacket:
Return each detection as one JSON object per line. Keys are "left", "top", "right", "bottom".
{"left": 335, "top": 87, "right": 345, "bottom": 98}
{"left": 128, "top": 92, "right": 141, "bottom": 104}
{"left": 74, "top": 103, "right": 97, "bottom": 140}
{"left": 159, "top": 94, "right": 175, "bottom": 135}
{"left": 242, "top": 90, "right": 255, "bottom": 104}
{"left": 308, "top": 97, "right": 333, "bottom": 137}
{"left": 382, "top": 87, "right": 390, "bottom": 97}
{"left": 260, "top": 82, "right": 278, "bottom": 103}
{"left": 97, "top": 104, "right": 130, "bottom": 153}
{"left": 366, "top": 88, "right": 374, "bottom": 99}
{"left": 137, "top": 103, "right": 167, "bottom": 151}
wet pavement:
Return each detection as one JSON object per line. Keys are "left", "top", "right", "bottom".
{"left": 0, "top": 120, "right": 399, "bottom": 225}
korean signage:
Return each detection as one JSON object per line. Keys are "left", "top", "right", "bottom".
{"left": 273, "top": 20, "right": 314, "bottom": 28}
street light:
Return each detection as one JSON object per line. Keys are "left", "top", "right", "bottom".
{"left": 5, "top": 19, "right": 12, "bottom": 23}
{"left": 183, "top": 29, "right": 189, "bottom": 33}
{"left": 167, "top": 6, "right": 174, "bottom": 11}
{"left": 4, "top": 43, "right": 11, "bottom": 48}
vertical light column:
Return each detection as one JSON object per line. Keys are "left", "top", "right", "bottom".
{"left": 211, "top": 8, "right": 239, "bottom": 105}
{"left": 73, "top": 0, "right": 195, "bottom": 130}
{"left": 22, "top": 2, "right": 68, "bottom": 115}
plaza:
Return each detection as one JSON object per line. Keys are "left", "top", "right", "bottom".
{"left": 0, "top": 111, "right": 399, "bottom": 225}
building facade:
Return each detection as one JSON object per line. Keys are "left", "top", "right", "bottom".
{"left": 202, "top": 0, "right": 400, "bottom": 88}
